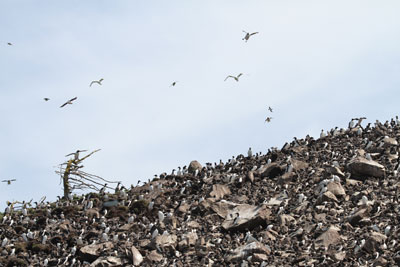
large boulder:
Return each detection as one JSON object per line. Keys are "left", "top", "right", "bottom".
{"left": 347, "top": 157, "right": 385, "bottom": 179}
{"left": 188, "top": 160, "right": 202, "bottom": 174}
{"left": 222, "top": 203, "right": 271, "bottom": 231}
{"left": 315, "top": 225, "right": 342, "bottom": 249}
{"left": 79, "top": 242, "right": 114, "bottom": 262}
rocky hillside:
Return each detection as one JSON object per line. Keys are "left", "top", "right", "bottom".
{"left": 1, "top": 118, "right": 400, "bottom": 266}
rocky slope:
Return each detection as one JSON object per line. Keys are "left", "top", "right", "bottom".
{"left": 1, "top": 118, "right": 400, "bottom": 266}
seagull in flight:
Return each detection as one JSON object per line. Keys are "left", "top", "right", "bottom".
{"left": 170, "top": 81, "right": 178, "bottom": 87}
{"left": 43, "top": 98, "right": 50, "bottom": 101}
{"left": 60, "top": 97, "right": 77, "bottom": 108}
{"left": 268, "top": 106, "right": 273, "bottom": 112}
{"left": 224, "top": 73, "right": 243, "bottom": 82}
{"left": 90, "top": 78, "right": 104, "bottom": 87}
{"left": 265, "top": 117, "right": 272, "bottom": 123}
{"left": 242, "top": 31, "right": 259, "bottom": 42}
{"left": 2, "top": 179, "right": 16, "bottom": 185}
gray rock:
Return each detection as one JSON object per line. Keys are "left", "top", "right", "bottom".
{"left": 347, "top": 157, "right": 385, "bottom": 179}
{"left": 188, "top": 160, "right": 202, "bottom": 174}
{"left": 222, "top": 204, "right": 271, "bottom": 231}
{"left": 226, "top": 242, "right": 271, "bottom": 262}
{"left": 209, "top": 184, "right": 231, "bottom": 200}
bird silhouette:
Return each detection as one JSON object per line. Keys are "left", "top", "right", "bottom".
{"left": 170, "top": 81, "right": 178, "bottom": 87}
{"left": 265, "top": 117, "right": 272, "bottom": 123}
{"left": 242, "top": 31, "right": 259, "bottom": 42}
{"left": 224, "top": 73, "right": 243, "bottom": 82}
{"left": 7, "top": 42, "right": 12, "bottom": 46}
{"left": 268, "top": 106, "right": 273, "bottom": 112}
{"left": 44, "top": 98, "right": 50, "bottom": 101}
{"left": 90, "top": 78, "right": 104, "bottom": 87}
{"left": 2, "top": 179, "right": 16, "bottom": 185}
{"left": 60, "top": 97, "right": 77, "bottom": 108}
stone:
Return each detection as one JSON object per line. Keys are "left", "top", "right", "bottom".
{"left": 364, "top": 231, "right": 387, "bottom": 254}
{"left": 131, "top": 246, "right": 143, "bottom": 266}
{"left": 327, "top": 181, "right": 346, "bottom": 197}
{"left": 222, "top": 204, "right": 271, "bottom": 231}
{"left": 348, "top": 207, "right": 371, "bottom": 226}
{"left": 317, "top": 191, "right": 339, "bottom": 204}
{"left": 188, "top": 160, "right": 202, "bottom": 174}
{"left": 247, "top": 171, "right": 255, "bottom": 183}
{"left": 209, "top": 184, "right": 231, "bottom": 200}
{"left": 226, "top": 242, "right": 271, "bottom": 262}
{"left": 154, "top": 234, "right": 177, "bottom": 251}
{"left": 278, "top": 214, "right": 295, "bottom": 226}
{"left": 383, "top": 136, "right": 398, "bottom": 146}
{"left": 255, "top": 163, "right": 283, "bottom": 178}
{"left": 146, "top": 250, "right": 163, "bottom": 262}
{"left": 90, "top": 256, "right": 123, "bottom": 267}
{"left": 315, "top": 226, "right": 341, "bottom": 249}
{"left": 347, "top": 157, "right": 385, "bottom": 179}
{"left": 79, "top": 242, "right": 114, "bottom": 262}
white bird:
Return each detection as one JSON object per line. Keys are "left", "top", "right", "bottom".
{"left": 384, "top": 225, "right": 391, "bottom": 236}
{"left": 248, "top": 147, "right": 253, "bottom": 157}
{"left": 90, "top": 78, "right": 104, "bottom": 87}
{"left": 105, "top": 226, "right": 110, "bottom": 234}
{"left": 242, "top": 30, "right": 259, "bottom": 42}
{"left": 320, "top": 130, "right": 326, "bottom": 138}
{"left": 113, "top": 234, "right": 119, "bottom": 242}
{"left": 42, "top": 235, "right": 48, "bottom": 244}
{"left": 21, "top": 233, "right": 28, "bottom": 242}
{"left": 158, "top": 211, "right": 165, "bottom": 223}
{"left": 365, "top": 153, "right": 372, "bottom": 161}
{"left": 71, "top": 246, "right": 77, "bottom": 256}
{"left": 148, "top": 201, "right": 154, "bottom": 210}
{"left": 152, "top": 229, "right": 159, "bottom": 239}
{"left": 101, "top": 233, "right": 109, "bottom": 242}
{"left": 10, "top": 248, "right": 15, "bottom": 256}
{"left": 43, "top": 259, "right": 49, "bottom": 266}
{"left": 224, "top": 73, "right": 243, "bottom": 82}
{"left": 298, "top": 193, "right": 306, "bottom": 203}
{"left": 77, "top": 236, "right": 83, "bottom": 246}
{"left": 128, "top": 216, "right": 134, "bottom": 224}
{"left": 1, "top": 237, "right": 8, "bottom": 247}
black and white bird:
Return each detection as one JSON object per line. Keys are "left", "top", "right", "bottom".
{"left": 2, "top": 179, "right": 16, "bottom": 185}
{"left": 242, "top": 31, "right": 259, "bottom": 42}
{"left": 60, "top": 97, "right": 77, "bottom": 108}
{"left": 224, "top": 73, "right": 243, "bottom": 82}
{"left": 265, "top": 117, "right": 272, "bottom": 123}
{"left": 90, "top": 78, "right": 104, "bottom": 87}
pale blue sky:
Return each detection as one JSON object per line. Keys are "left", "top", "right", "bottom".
{"left": 1, "top": 1, "right": 400, "bottom": 209}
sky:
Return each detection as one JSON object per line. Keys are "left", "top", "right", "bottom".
{"left": 1, "top": 1, "right": 400, "bottom": 210}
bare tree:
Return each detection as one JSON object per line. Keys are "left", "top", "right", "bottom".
{"left": 56, "top": 149, "right": 119, "bottom": 199}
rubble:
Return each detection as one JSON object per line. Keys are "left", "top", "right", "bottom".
{"left": 1, "top": 117, "right": 400, "bottom": 265}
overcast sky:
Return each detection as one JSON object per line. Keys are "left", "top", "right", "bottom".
{"left": 1, "top": 1, "right": 400, "bottom": 210}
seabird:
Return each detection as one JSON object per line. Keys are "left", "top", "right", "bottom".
{"left": 242, "top": 31, "right": 259, "bottom": 42}
{"left": 2, "top": 179, "right": 16, "bottom": 185}
{"left": 268, "top": 106, "right": 273, "bottom": 112}
{"left": 248, "top": 147, "right": 253, "bottom": 158}
{"left": 7, "top": 42, "right": 12, "bottom": 46}
{"left": 65, "top": 150, "right": 87, "bottom": 161}
{"left": 43, "top": 98, "right": 50, "bottom": 101}
{"left": 224, "top": 73, "right": 243, "bottom": 82}
{"left": 170, "top": 81, "right": 178, "bottom": 87}
{"left": 90, "top": 78, "right": 104, "bottom": 87}
{"left": 60, "top": 97, "right": 77, "bottom": 108}
{"left": 265, "top": 117, "right": 272, "bottom": 123}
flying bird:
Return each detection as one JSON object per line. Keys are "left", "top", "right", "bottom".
{"left": 60, "top": 97, "right": 77, "bottom": 108}
{"left": 242, "top": 31, "right": 259, "bottom": 42}
{"left": 2, "top": 179, "right": 16, "bottom": 185}
{"left": 7, "top": 42, "right": 12, "bottom": 46}
{"left": 268, "top": 106, "right": 273, "bottom": 112}
{"left": 224, "top": 73, "right": 243, "bottom": 82}
{"left": 43, "top": 98, "right": 50, "bottom": 101}
{"left": 265, "top": 117, "right": 272, "bottom": 123}
{"left": 90, "top": 78, "right": 104, "bottom": 87}
{"left": 170, "top": 81, "right": 178, "bottom": 87}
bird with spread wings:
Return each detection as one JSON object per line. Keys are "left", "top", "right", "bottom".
{"left": 60, "top": 97, "right": 77, "bottom": 108}
{"left": 90, "top": 78, "right": 104, "bottom": 87}
{"left": 2, "top": 179, "right": 16, "bottom": 185}
{"left": 224, "top": 73, "right": 243, "bottom": 82}
{"left": 242, "top": 31, "right": 259, "bottom": 42}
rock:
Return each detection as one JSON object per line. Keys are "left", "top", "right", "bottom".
{"left": 334, "top": 251, "right": 346, "bottom": 261}
{"left": 255, "top": 163, "right": 283, "bottom": 178}
{"left": 154, "top": 234, "right": 177, "bottom": 252}
{"left": 247, "top": 171, "right": 255, "bottom": 183}
{"left": 146, "top": 250, "right": 163, "bottom": 262}
{"left": 326, "top": 165, "right": 345, "bottom": 177}
{"left": 364, "top": 232, "right": 387, "bottom": 254}
{"left": 327, "top": 181, "right": 346, "bottom": 197}
{"left": 315, "top": 225, "right": 342, "bottom": 249}
{"left": 188, "top": 160, "right": 202, "bottom": 174}
{"left": 131, "top": 246, "right": 143, "bottom": 266}
{"left": 79, "top": 242, "right": 114, "bottom": 262}
{"left": 226, "top": 241, "right": 271, "bottom": 262}
{"left": 222, "top": 204, "right": 271, "bottom": 231}
{"left": 348, "top": 207, "right": 371, "bottom": 226}
{"left": 278, "top": 214, "right": 295, "bottom": 227}
{"left": 290, "top": 158, "right": 309, "bottom": 171}
{"left": 209, "top": 184, "right": 231, "bottom": 200}
{"left": 347, "top": 157, "right": 385, "bottom": 179}
{"left": 90, "top": 256, "right": 123, "bottom": 267}
{"left": 383, "top": 136, "right": 398, "bottom": 146}
{"left": 317, "top": 191, "right": 339, "bottom": 204}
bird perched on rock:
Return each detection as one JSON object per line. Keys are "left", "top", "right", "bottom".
{"left": 224, "top": 73, "right": 243, "bottom": 82}
{"left": 90, "top": 78, "right": 104, "bottom": 87}
{"left": 2, "top": 179, "right": 16, "bottom": 185}
{"left": 60, "top": 97, "right": 77, "bottom": 108}
{"left": 242, "top": 31, "right": 258, "bottom": 42}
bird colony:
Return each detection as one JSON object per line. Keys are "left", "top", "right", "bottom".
{"left": 1, "top": 117, "right": 400, "bottom": 266}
